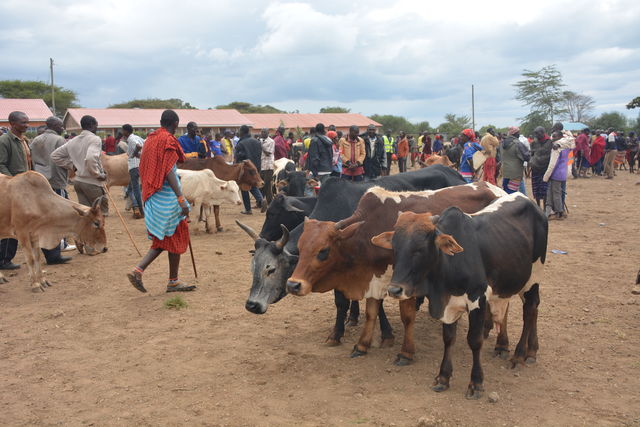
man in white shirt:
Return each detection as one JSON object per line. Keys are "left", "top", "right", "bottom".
{"left": 122, "top": 124, "right": 145, "bottom": 218}
{"left": 259, "top": 128, "right": 275, "bottom": 208}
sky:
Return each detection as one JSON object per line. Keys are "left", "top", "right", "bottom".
{"left": 1, "top": 0, "right": 639, "bottom": 127}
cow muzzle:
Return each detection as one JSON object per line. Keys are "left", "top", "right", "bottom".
{"left": 245, "top": 299, "right": 267, "bottom": 314}
{"left": 388, "top": 284, "right": 410, "bottom": 300}
{"left": 286, "top": 278, "right": 310, "bottom": 296}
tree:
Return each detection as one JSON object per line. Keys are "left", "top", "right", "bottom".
{"left": 589, "top": 112, "right": 628, "bottom": 132}
{"left": 561, "top": 91, "right": 595, "bottom": 122}
{"left": 414, "top": 121, "right": 432, "bottom": 133}
{"left": 627, "top": 96, "right": 640, "bottom": 109}
{"left": 319, "top": 106, "right": 351, "bottom": 113}
{"left": 0, "top": 79, "right": 79, "bottom": 115}
{"left": 215, "top": 101, "right": 284, "bottom": 113}
{"left": 369, "top": 114, "right": 417, "bottom": 134}
{"left": 109, "top": 98, "right": 195, "bottom": 109}
{"left": 519, "top": 111, "right": 551, "bottom": 137}
{"left": 513, "top": 65, "right": 566, "bottom": 123}
{"left": 436, "top": 113, "right": 471, "bottom": 138}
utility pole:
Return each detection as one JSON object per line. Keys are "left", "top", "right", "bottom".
{"left": 471, "top": 84, "right": 475, "bottom": 132}
{"left": 50, "top": 58, "right": 56, "bottom": 116}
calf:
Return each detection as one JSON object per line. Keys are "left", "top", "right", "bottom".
{"left": 177, "top": 169, "right": 242, "bottom": 233}
{"left": 371, "top": 193, "right": 547, "bottom": 398}
{"left": 419, "top": 154, "right": 453, "bottom": 168}
{"left": 275, "top": 170, "right": 318, "bottom": 197}
{"left": 179, "top": 156, "right": 263, "bottom": 231}
{"left": 0, "top": 172, "right": 107, "bottom": 292}
{"left": 286, "top": 182, "right": 504, "bottom": 363}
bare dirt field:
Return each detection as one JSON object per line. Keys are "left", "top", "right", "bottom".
{"left": 1, "top": 169, "right": 639, "bottom": 427}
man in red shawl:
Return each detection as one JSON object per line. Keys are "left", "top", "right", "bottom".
{"left": 127, "top": 110, "right": 195, "bottom": 293}
{"left": 590, "top": 130, "right": 606, "bottom": 176}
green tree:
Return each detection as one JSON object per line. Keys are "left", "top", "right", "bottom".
{"left": 369, "top": 114, "right": 417, "bottom": 134}
{"left": 109, "top": 98, "right": 195, "bottom": 109}
{"left": 561, "top": 91, "right": 595, "bottom": 122}
{"left": 627, "top": 96, "right": 640, "bottom": 109}
{"left": 513, "top": 65, "right": 566, "bottom": 123}
{"left": 319, "top": 106, "right": 351, "bottom": 113}
{"left": 0, "top": 79, "right": 79, "bottom": 115}
{"left": 589, "top": 112, "right": 628, "bottom": 131}
{"left": 519, "top": 111, "right": 551, "bottom": 137}
{"left": 414, "top": 121, "right": 432, "bottom": 133}
{"left": 215, "top": 101, "right": 284, "bottom": 113}
{"left": 435, "top": 113, "right": 471, "bottom": 138}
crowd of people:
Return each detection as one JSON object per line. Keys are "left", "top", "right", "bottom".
{"left": 1, "top": 109, "right": 638, "bottom": 291}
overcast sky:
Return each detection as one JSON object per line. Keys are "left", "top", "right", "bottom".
{"left": 1, "top": 0, "right": 639, "bottom": 127}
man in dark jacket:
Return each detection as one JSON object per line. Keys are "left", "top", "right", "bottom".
{"left": 235, "top": 125, "right": 266, "bottom": 214}
{"left": 363, "top": 124, "right": 386, "bottom": 179}
{"left": 307, "top": 123, "right": 333, "bottom": 183}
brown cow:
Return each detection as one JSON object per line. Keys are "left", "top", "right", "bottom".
{"left": 101, "top": 153, "right": 130, "bottom": 188}
{"left": 419, "top": 154, "right": 453, "bottom": 168}
{"left": 178, "top": 156, "right": 263, "bottom": 231}
{"left": 285, "top": 182, "right": 505, "bottom": 364}
{"left": 0, "top": 171, "right": 107, "bottom": 292}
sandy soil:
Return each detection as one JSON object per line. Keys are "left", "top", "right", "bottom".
{"left": 1, "top": 168, "right": 639, "bottom": 427}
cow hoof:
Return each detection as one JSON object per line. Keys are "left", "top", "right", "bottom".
{"left": 379, "top": 337, "right": 395, "bottom": 348}
{"left": 431, "top": 379, "right": 449, "bottom": 393}
{"left": 525, "top": 356, "right": 537, "bottom": 365}
{"left": 325, "top": 339, "right": 341, "bottom": 347}
{"left": 345, "top": 318, "right": 358, "bottom": 327}
{"left": 216, "top": 226, "right": 224, "bottom": 232}
{"left": 493, "top": 348, "right": 510, "bottom": 359}
{"left": 32, "top": 284, "right": 45, "bottom": 293}
{"left": 509, "top": 357, "right": 525, "bottom": 369}
{"left": 350, "top": 346, "right": 367, "bottom": 358}
{"left": 465, "top": 384, "right": 484, "bottom": 400}
{"left": 393, "top": 354, "right": 413, "bottom": 366}
{"left": 42, "top": 280, "right": 52, "bottom": 288}
{"left": 0, "top": 277, "right": 7, "bottom": 284}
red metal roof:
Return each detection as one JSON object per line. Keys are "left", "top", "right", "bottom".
{"left": 243, "top": 113, "right": 382, "bottom": 130}
{"left": 0, "top": 99, "right": 52, "bottom": 121}
{"left": 64, "top": 108, "right": 252, "bottom": 129}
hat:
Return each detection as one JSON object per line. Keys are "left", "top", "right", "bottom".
{"left": 327, "top": 130, "right": 338, "bottom": 139}
{"left": 507, "top": 126, "right": 520, "bottom": 136}
{"left": 462, "top": 129, "right": 475, "bottom": 140}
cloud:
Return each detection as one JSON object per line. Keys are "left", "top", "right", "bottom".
{"left": 0, "top": 0, "right": 639, "bottom": 126}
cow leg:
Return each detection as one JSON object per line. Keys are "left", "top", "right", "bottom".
{"left": 345, "top": 300, "right": 359, "bottom": 326}
{"left": 213, "top": 205, "right": 223, "bottom": 232}
{"left": 394, "top": 297, "right": 416, "bottom": 366}
{"left": 19, "top": 236, "right": 42, "bottom": 292}
{"left": 378, "top": 299, "right": 395, "bottom": 348}
{"left": 326, "top": 290, "right": 349, "bottom": 346}
{"left": 432, "top": 322, "right": 457, "bottom": 392}
{"left": 198, "top": 204, "right": 205, "bottom": 222}
{"left": 511, "top": 284, "right": 540, "bottom": 366}
{"left": 465, "top": 297, "right": 486, "bottom": 399}
{"left": 351, "top": 298, "right": 380, "bottom": 358}
{"left": 494, "top": 302, "right": 510, "bottom": 359}
{"left": 31, "top": 237, "right": 51, "bottom": 289}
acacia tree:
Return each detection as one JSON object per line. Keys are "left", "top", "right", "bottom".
{"left": 561, "top": 91, "right": 595, "bottom": 122}
{"left": 319, "top": 106, "right": 350, "bottom": 113}
{"left": 215, "top": 101, "right": 284, "bottom": 113}
{"left": 436, "top": 113, "right": 471, "bottom": 138}
{"left": 109, "top": 98, "right": 195, "bottom": 109}
{"left": 513, "top": 65, "right": 566, "bottom": 124}
{"left": 0, "top": 80, "right": 79, "bottom": 115}
{"left": 627, "top": 96, "right": 640, "bottom": 109}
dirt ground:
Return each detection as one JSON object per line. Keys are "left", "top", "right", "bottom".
{"left": 1, "top": 168, "right": 639, "bottom": 427}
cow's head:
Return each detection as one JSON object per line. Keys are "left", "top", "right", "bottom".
{"left": 73, "top": 197, "right": 108, "bottom": 255}
{"left": 238, "top": 160, "right": 264, "bottom": 190}
{"left": 220, "top": 180, "right": 242, "bottom": 205}
{"left": 260, "top": 194, "right": 306, "bottom": 241}
{"left": 237, "top": 220, "right": 297, "bottom": 314}
{"left": 286, "top": 218, "right": 363, "bottom": 296}
{"left": 371, "top": 211, "right": 462, "bottom": 299}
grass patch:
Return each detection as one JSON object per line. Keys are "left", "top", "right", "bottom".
{"left": 164, "top": 296, "right": 188, "bottom": 310}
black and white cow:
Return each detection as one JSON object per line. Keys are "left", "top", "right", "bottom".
{"left": 371, "top": 192, "right": 548, "bottom": 399}
{"left": 238, "top": 164, "right": 466, "bottom": 345}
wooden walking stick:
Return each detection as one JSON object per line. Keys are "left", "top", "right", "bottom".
{"left": 103, "top": 185, "right": 143, "bottom": 257}
{"left": 188, "top": 240, "right": 198, "bottom": 279}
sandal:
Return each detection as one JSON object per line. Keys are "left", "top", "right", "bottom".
{"left": 127, "top": 271, "right": 147, "bottom": 293}
{"left": 166, "top": 281, "right": 196, "bottom": 292}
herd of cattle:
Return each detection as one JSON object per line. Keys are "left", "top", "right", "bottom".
{"left": 0, "top": 155, "right": 549, "bottom": 399}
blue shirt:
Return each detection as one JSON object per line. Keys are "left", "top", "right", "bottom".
{"left": 460, "top": 142, "right": 483, "bottom": 173}
{"left": 178, "top": 134, "right": 202, "bottom": 154}
{"left": 209, "top": 140, "right": 223, "bottom": 156}
{"left": 433, "top": 138, "right": 443, "bottom": 153}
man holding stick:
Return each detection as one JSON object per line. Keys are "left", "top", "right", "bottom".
{"left": 127, "top": 110, "right": 195, "bottom": 293}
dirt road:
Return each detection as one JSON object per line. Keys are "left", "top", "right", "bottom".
{"left": 1, "top": 171, "right": 638, "bottom": 426}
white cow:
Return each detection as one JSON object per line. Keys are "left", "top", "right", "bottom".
{"left": 177, "top": 169, "right": 242, "bottom": 233}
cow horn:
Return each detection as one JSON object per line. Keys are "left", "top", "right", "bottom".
{"left": 235, "top": 220, "right": 258, "bottom": 241}
{"left": 283, "top": 198, "right": 303, "bottom": 212}
{"left": 275, "top": 225, "right": 289, "bottom": 250}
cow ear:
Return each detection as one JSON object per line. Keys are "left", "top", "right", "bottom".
{"left": 371, "top": 231, "right": 394, "bottom": 250}
{"left": 72, "top": 204, "right": 89, "bottom": 216}
{"left": 430, "top": 215, "right": 440, "bottom": 225}
{"left": 338, "top": 221, "right": 363, "bottom": 240}
{"left": 435, "top": 233, "right": 463, "bottom": 256}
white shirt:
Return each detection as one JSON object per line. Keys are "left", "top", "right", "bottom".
{"left": 127, "top": 134, "right": 144, "bottom": 170}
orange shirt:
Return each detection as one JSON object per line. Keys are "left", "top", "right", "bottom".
{"left": 397, "top": 137, "right": 409, "bottom": 158}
